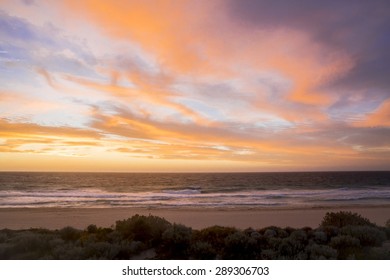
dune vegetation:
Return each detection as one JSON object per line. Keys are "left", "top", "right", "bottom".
{"left": 0, "top": 211, "right": 389, "bottom": 260}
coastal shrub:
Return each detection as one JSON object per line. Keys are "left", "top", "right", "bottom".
{"left": 111, "top": 240, "right": 143, "bottom": 259}
{"left": 0, "top": 232, "right": 8, "bottom": 243}
{"left": 59, "top": 227, "right": 82, "bottom": 242}
{"left": 305, "top": 243, "right": 337, "bottom": 260}
{"left": 313, "top": 231, "right": 328, "bottom": 244}
{"left": 363, "top": 247, "right": 390, "bottom": 260}
{"left": 9, "top": 232, "right": 54, "bottom": 259}
{"left": 94, "top": 227, "right": 114, "bottom": 243}
{"left": 385, "top": 228, "right": 390, "bottom": 240}
{"left": 190, "top": 241, "right": 216, "bottom": 259}
{"left": 385, "top": 220, "right": 390, "bottom": 239}
{"left": 260, "top": 249, "right": 277, "bottom": 260}
{"left": 263, "top": 229, "right": 276, "bottom": 238}
{"left": 83, "top": 241, "right": 121, "bottom": 260}
{"left": 49, "top": 238, "right": 65, "bottom": 250}
{"left": 340, "top": 226, "right": 386, "bottom": 247}
{"left": 160, "top": 224, "right": 192, "bottom": 259}
{"left": 290, "top": 230, "right": 307, "bottom": 243}
{"left": 329, "top": 235, "right": 361, "bottom": 259}
{"left": 320, "top": 226, "right": 339, "bottom": 239}
{"left": 260, "top": 226, "right": 287, "bottom": 238}
{"left": 0, "top": 243, "right": 13, "bottom": 259}
{"left": 193, "top": 226, "right": 237, "bottom": 251}
{"left": 51, "top": 244, "right": 85, "bottom": 259}
{"left": 1, "top": 212, "right": 390, "bottom": 260}
{"left": 86, "top": 224, "right": 98, "bottom": 234}
{"left": 222, "top": 231, "right": 257, "bottom": 259}
{"left": 250, "top": 231, "right": 261, "bottom": 239}
{"left": 284, "top": 227, "right": 296, "bottom": 236}
{"left": 267, "top": 237, "right": 282, "bottom": 251}
{"left": 277, "top": 236, "right": 307, "bottom": 259}
{"left": 320, "top": 211, "right": 375, "bottom": 228}
{"left": 115, "top": 215, "right": 171, "bottom": 245}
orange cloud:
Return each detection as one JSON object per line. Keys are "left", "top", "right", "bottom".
{"left": 358, "top": 99, "right": 390, "bottom": 127}
{"left": 63, "top": 0, "right": 355, "bottom": 126}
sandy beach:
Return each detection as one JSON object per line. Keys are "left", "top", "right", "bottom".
{"left": 0, "top": 206, "right": 389, "bottom": 230}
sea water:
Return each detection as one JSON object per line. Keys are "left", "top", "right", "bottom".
{"left": 0, "top": 171, "right": 389, "bottom": 209}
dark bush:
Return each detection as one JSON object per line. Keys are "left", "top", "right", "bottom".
{"left": 277, "top": 234, "right": 307, "bottom": 259}
{"left": 59, "top": 227, "right": 82, "bottom": 242}
{"left": 313, "top": 230, "right": 328, "bottom": 244}
{"left": 190, "top": 241, "right": 216, "bottom": 259}
{"left": 86, "top": 224, "right": 98, "bottom": 234}
{"left": 0, "top": 232, "right": 8, "bottom": 243}
{"left": 51, "top": 243, "right": 85, "bottom": 259}
{"left": 330, "top": 235, "right": 361, "bottom": 259}
{"left": 193, "top": 226, "right": 237, "bottom": 251}
{"left": 305, "top": 243, "right": 337, "bottom": 260}
{"left": 363, "top": 247, "right": 390, "bottom": 260}
{"left": 159, "top": 224, "right": 192, "bottom": 259}
{"left": 260, "top": 249, "right": 277, "bottom": 260}
{"left": 260, "top": 226, "right": 287, "bottom": 238}
{"left": 320, "top": 211, "right": 375, "bottom": 228}
{"left": 222, "top": 231, "right": 257, "bottom": 259}
{"left": 83, "top": 241, "right": 121, "bottom": 259}
{"left": 0, "top": 212, "right": 389, "bottom": 260}
{"left": 320, "top": 226, "right": 340, "bottom": 240}
{"left": 115, "top": 215, "right": 171, "bottom": 245}
{"left": 340, "top": 226, "right": 386, "bottom": 247}
{"left": 9, "top": 232, "right": 54, "bottom": 259}
{"left": 290, "top": 230, "right": 307, "bottom": 243}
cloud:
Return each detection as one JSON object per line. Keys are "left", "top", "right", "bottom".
{"left": 0, "top": 0, "right": 389, "bottom": 171}
{"left": 228, "top": 0, "right": 390, "bottom": 96}
{"left": 357, "top": 99, "right": 390, "bottom": 127}
{"left": 0, "top": 10, "right": 97, "bottom": 80}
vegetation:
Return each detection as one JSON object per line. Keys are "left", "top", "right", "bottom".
{"left": 0, "top": 211, "right": 389, "bottom": 260}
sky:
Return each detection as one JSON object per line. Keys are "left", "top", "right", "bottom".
{"left": 0, "top": 0, "right": 389, "bottom": 172}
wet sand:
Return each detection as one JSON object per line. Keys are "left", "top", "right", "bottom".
{"left": 0, "top": 206, "right": 389, "bottom": 230}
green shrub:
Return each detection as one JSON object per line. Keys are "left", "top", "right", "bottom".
{"left": 385, "top": 228, "right": 390, "bottom": 240}
{"left": 330, "top": 235, "right": 361, "bottom": 259}
{"left": 86, "top": 224, "right": 98, "bottom": 234}
{"left": 115, "top": 215, "right": 171, "bottom": 245}
{"left": 305, "top": 243, "right": 337, "bottom": 260}
{"left": 0, "top": 232, "right": 8, "bottom": 243}
{"left": 263, "top": 229, "right": 276, "bottom": 238}
{"left": 320, "top": 211, "right": 375, "bottom": 228}
{"left": 9, "top": 231, "right": 54, "bottom": 259}
{"left": 260, "top": 249, "right": 277, "bottom": 260}
{"left": 313, "top": 231, "right": 327, "bottom": 244}
{"left": 193, "top": 226, "right": 237, "bottom": 251}
{"left": 51, "top": 243, "right": 85, "bottom": 259}
{"left": 59, "top": 227, "right": 82, "bottom": 242}
{"left": 190, "top": 241, "right": 216, "bottom": 259}
{"left": 363, "top": 247, "right": 390, "bottom": 260}
{"left": 222, "top": 231, "right": 257, "bottom": 259}
{"left": 159, "top": 224, "right": 192, "bottom": 259}
{"left": 265, "top": 236, "right": 280, "bottom": 250}
{"left": 340, "top": 226, "right": 386, "bottom": 247}
{"left": 290, "top": 230, "right": 307, "bottom": 243}
{"left": 260, "top": 226, "right": 287, "bottom": 238}
{"left": 277, "top": 233, "right": 307, "bottom": 260}
{"left": 83, "top": 241, "right": 121, "bottom": 259}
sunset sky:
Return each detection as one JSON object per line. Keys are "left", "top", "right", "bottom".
{"left": 1, "top": 0, "right": 389, "bottom": 172}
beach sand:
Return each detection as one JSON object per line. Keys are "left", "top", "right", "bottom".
{"left": 0, "top": 206, "right": 389, "bottom": 230}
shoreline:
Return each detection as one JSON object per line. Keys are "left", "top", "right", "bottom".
{"left": 0, "top": 206, "right": 389, "bottom": 230}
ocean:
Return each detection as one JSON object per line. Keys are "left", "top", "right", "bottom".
{"left": 0, "top": 171, "right": 389, "bottom": 209}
